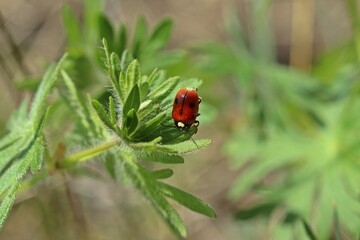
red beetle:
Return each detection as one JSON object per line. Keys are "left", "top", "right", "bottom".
{"left": 172, "top": 88, "right": 201, "bottom": 132}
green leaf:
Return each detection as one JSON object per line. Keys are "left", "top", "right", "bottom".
{"left": 139, "top": 151, "right": 184, "bottom": 164}
{"left": 109, "top": 52, "right": 123, "bottom": 102}
{"left": 0, "top": 184, "right": 18, "bottom": 229}
{"left": 1, "top": 54, "right": 66, "bottom": 174}
{"left": 0, "top": 135, "right": 32, "bottom": 172}
{"left": 147, "top": 76, "right": 179, "bottom": 102}
{"left": 147, "top": 68, "right": 158, "bottom": 85}
{"left": 118, "top": 72, "right": 127, "bottom": 104}
{"left": 0, "top": 113, "right": 49, "bottom": 230}
{"left": 30, "top": 135, "right": 44, "bottom": 174}
{"left": 120, "top": 151, "right": 187, "bottom": 238}
{"left": 126, "top": 60, "right": 141, "bottom": 94}
{"left": 105, "top": 153, "right": 116, "bottom": 179}
{"left": 129, "top": 113, "right": 166, "bottom": 141}
{"left": 117, "top": 23, "right": 127, "bottom": 54}
{"left": 147, "top": 18, "right": 173, "bottom": 52}
{"left": 0, "top": 161, "right": 22, "bottom": 196}
{"left": 83, "top": 0, "right": 102, "bottom": 44}
{"left": 98, "top": 14, "right": 114, "bottom": 50}
{"left": 120, "top": 50, "right": 134, "bottom": 72}
{"left": 61, "top": 70, "right": 101, "bottom": 138}
{"left": 148, "top": 69, "right": 166, "bottom": 87}
{"left": 29, "top": 54, "right": 68, "bottom": 126}
{"left": 161, "top": 139, "right": 212, "bottom": 154}
{"left": 0, "top": 55, "right": 66, "bottom": 229}
{"left": 61, "top": 5, "right": 81, "bottom": 51}
{"left": 124, "top": 109, "right": 138, "bottom": 135}
{"left": 110, "top": 52, "right": 121, "bottom": 82}
{"left": 139, "top": 82, "right": 149, "bottom": 101}
{"left": 102, "top": 39, "right": 122, "bottom": 104}
{"left": 91, "top": 99, "right": 114, "bottom": 130}
{"left": 87, "top": 94, "right": 117, "bottom": 138}
{"left": 131, "top": 16, "right": 147, "bottom": 58}
{"left": 151, "top": 168, "right": 174, "bottom": 179}
{"left": 123, "top": 85, "right": 140, "bottom": 117}
{"left": 160, "top": 182, "right": 217, "bottom": 218}
{"left": 17, "top": 138, "right": 44, "bottom": 180}
{"left": 108, "top": 96, "right": 117, "bottom": 124}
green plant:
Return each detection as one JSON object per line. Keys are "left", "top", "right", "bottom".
{"left": 89, "top": 39, "right": 215, "bottom": 238}
{"left": 196, "top": 1, "right": 360, "bottom": 239}
{"left": 1, "top": 1, "right": 216, "bottom": 236}
{"left": 15, "top": 0, "right": 185, "bottom": 96}
{"left": 0, "top": 54, "right": 68, "bottom": 228}
{"left": 61, "top": 0, "right": 185, "bottom": 91}
{"left": 0, "top": 37, "right": 216, "bottom": 238}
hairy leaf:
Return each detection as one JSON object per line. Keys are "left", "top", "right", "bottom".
{"left": 138, "top": 151, "right": 184, "bottom": 164}
{"left": 108, "top": 96, "right": 117, "bottom": 125}
{"left": 124, "top": 109, "right": 138, "bottom": 135}
{"left": 148, "top": 76, "right": 179, "bottom": 102}
{"left": 126, "top": 60, "right": 141, "bottom": 93}
{"left": 0, "top": 54, "right": 67, "bottom": 230}
{"left": 151, "top": 168, "right": 174, "bottom": 179}
{"left": 120, "top": 151, "right": 187, "bottom": 238}
{"left": 161, "top": 139, "right": 212, "bottom": 154}
{"left": 160, "top": 182, "right": 216, "bottom": 218}
{"left": 123, "top": 85, "right": 140, "bottom": 117}
{"left": 91, "top": 99, "right": 114, "bottom": 130}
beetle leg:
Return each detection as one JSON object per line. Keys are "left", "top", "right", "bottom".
{"left": 193, "top": 121, "right": 200, "bottom": 127}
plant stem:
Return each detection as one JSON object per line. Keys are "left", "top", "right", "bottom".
{"left": 59, "top": 140, "right": 117, "bottom": 168}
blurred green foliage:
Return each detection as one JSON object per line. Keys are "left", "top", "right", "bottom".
{"left": 61, "top": 0, "right": 185, "bottom": 90}
{"left": 192, "top": 1, "right": 360, "bottom": 239}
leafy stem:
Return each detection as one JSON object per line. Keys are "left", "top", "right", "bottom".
{"left": 78, "top": 39, "right": 214, "bottom": 238}
{"left": 59, "top": 140, "right": 118, "bottom": 168}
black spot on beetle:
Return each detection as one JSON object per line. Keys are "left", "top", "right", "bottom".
{"left": 175, "top": 98, "right": 179, "bottom": 104}
{"left": 189, "top": 102, "right": 195, "bottom": 108}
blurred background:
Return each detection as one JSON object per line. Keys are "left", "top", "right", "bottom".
{"left": 1, "top": 0, "right": 360, "bottom": 239}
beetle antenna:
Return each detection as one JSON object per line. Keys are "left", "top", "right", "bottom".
{"left": 190, "top": 136, "right": 199, "bottom": 149}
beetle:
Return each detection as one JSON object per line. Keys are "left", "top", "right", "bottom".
{"left": 172, "top": 88, "right": 201, "bottom": 132}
